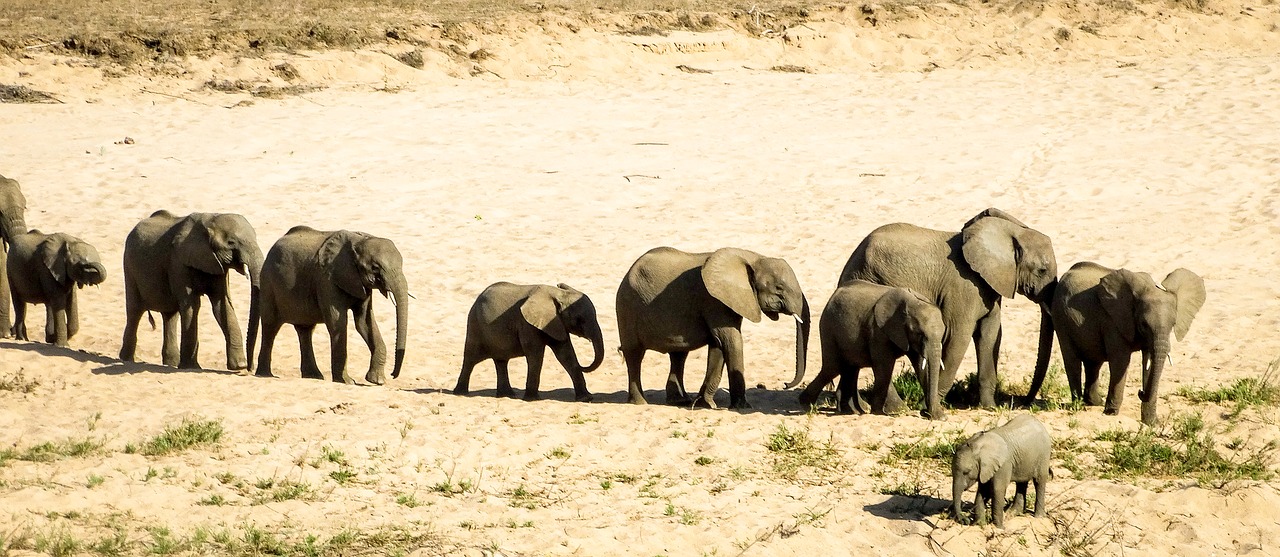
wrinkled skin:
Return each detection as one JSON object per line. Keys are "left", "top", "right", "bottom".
{"left": 840, "top": 208, "right": 1058, "bottom": 408}
{"left": 7, "top": 231, "right": 106, "bottom": 346}
{"left": 617, "top": 246, "right": 810, "bottom": 409}
{"left": 120, "top": 211, "right": 262, "bottom": 370}
{"left": 255, "top": 227, "right": 408, "bottom": 385}
{"left": 1043, "top": 262, "right": 1206, "bottom": 426}
{"left": 454, "top": 282, "right": 605, "bottom": 402}
{"left": 0, "top": 175, "right": 29, "bottom": 338}
{"left": 952, "top": 414, "right": 1052, "bottom": 528}
{"left": 798, "top": 280, "right": 945, "bottom": 419}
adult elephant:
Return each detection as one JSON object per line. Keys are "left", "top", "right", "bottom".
{"left": 1037, "top": 262, "right": 1205, "bottom": 425}
{"left": 1, "top": 174, "right": 29, "bottom": 337}
{"left": 838, "top": 208, "right": 1058, "bottom": 408}
{"left": 453, "top": 282, "right": 605, "bottom": 402}
{"left": 617, "top": 246, "right": 810, "bottom": 409}
{"left": 120, "top": 211, "right": 262, "bottom": 370}
{"left": 254, "top": 227, "right": 408, "bottom": 385}
{"left": 7, "top": 231, "right": 107, "bottom": 346}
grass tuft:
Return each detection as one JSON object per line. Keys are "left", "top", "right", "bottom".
{"left": 765, "top": 421, "right": 843, "bottom": 481}
{"left": 1094, "top": 412, "right": 1275, "bottom": 486}
{"left": 137, "top": 418, "right": 224, "bottom": 456}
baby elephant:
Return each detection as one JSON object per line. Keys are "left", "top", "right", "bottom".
{"left": 454, "top": 283, "right": 605, "bottom": 402}
{"left": 6, "top": 231, "right": 107, "bottom": 346}
{"left": 952, "top": 414, "right": 1051, "bottom": 528}
{"left": 799, "top": 280, "right": 945, "bottom": 419}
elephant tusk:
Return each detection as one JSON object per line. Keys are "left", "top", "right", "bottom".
{"left": 793, "top": 313, "right": 804, "bottom": 325}
{"left": 918, "top": 355, "right": 926, "bottom": 371}
{"left": 407, "top": 291, "right": 418, "bottom": 300}
{"left": 1167, "top": 354, "right": 1174, "bottom": 367}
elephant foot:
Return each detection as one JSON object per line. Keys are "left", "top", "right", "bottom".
{"left": 522, "top": 392, "right": 542, "bottom": 402}
{"left": 453, "top": 385, "right": 470, "bottom": 396}
{"left": 334, "top": 375, "right": 355, "bottom": 385}
{"left": 179, "top": 361, "right": 203, "bottom": 371}
{"left": 254, "top": 370, "right": 276, "bottom": 378}
{"left": 365, "top": 371, "right": 386, "bottom": 386}
{"left": 664, "top": 394, "right": 694, "bottom": 406}
{"left": 728, "top": 398, "right": 752, "bottom": 410}
{"left": 692, "top": 396, "right": 718, "bottom": 409}
{"left": 627, "top": 394, "right": 648, "bottom": 405}
{"left": 496, "top": 388, "right": 517, "bottom": 398}
{"left": 301, "top": 370, "right": 324, "bottom": 380}
{"left": 1102, "top": 407, "right": 1119, "bottom": 416}
{"left": 227, "top": 357, "right": 249, "bottom": 371}
{"left": 574, "top": 392, "right": 594, "bottom": 403}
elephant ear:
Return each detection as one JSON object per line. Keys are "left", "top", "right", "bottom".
{"left": 39, "top": 235, "right": 69, "bottom": 286}
{"left": 1162, "top": 268, "right": 1206, "bottom": 341}
{"left": 962, "top": 207, "right": 1031, "bottom": 230}
{"left": 521, "top": 288, "right": 568, "bottom": 342}
{"left": 318, "top": 231, "right": 368, "bottom": 299}
{"left": 961, "top": 217, "right": 1019, "bottom": 299}
{"left": 873, "top": 288, "right": 912, "bottom": 353}
{"left": 702, "top": 248, "right": 763, "bottom": 323}
{"left": 173, "top": 216, "right": 225, "bottom": 275}
{"left": 976, "top": 435, "right": 1010, "bottom": 483}
{"left": 1099, "top": 269, "right": 1138, "bottom": 344}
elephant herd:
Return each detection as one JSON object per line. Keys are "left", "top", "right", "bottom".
{"left": 2, "top": 174, "right": 1208, "bottom": 429}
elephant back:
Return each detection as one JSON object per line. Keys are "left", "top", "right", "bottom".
{"left": 621, "top": 247, "right": 710, "bottom": 302}
{"left": 839, "top": 223, "right": 956, "bottom": 296}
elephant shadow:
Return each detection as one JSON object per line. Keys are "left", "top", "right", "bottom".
{"left": 1, "top": 340, "right": 118, "bottom": 366}
{"left": 440, "top": 385, "right": 808, "bottom": 414}
{"left": 90, "top": 360, "right": 241, "bottom": 377}
{"left": 863, "top": 494, "right": 953, "bottom": 523}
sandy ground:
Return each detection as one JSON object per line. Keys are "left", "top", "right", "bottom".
{"left": 2, "top": 2, "right": 1280, "bottom": 555}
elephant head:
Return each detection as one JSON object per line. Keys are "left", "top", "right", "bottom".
{"left": 40, "top": 234, "right": 107, "bottom": 289}
{"left": 874, "top": 287, "right": 946, "bottom": 419}
{"left": 0, "top": 175, "right": 27, "bottom": 245}
{"left": 520, "top": 284, "right": 606, "bottom": 373}
{"left": 175, "top": 213, "right": 264, "bottom": 370}
{"left": 702, "top": 248, "right": 810, "bottom": 390}
{"left": 319, "top": 231, "right": 409, "bottom": 383}
{"left": 1098, "top": 268, "right": 1206, "bottom": 425}
{"left": 951, "top": 432, "right": 1010, "bottom": 524}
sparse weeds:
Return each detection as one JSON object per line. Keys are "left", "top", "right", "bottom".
{"left": 1, "top": 436, "right": 105, "bottom": 465}
{"left": 396, "top": 493, "right": 423, "bottom": 508}
{"left": 1177, "top": 362, "right": 1280, "bottom": 416}
{"left": 0, "top": 370, "right": 41, "bottom": 392}
{"left": 1094, "top": 412, "right": 1275, "bottom": 486}
{"left": 131, "top": 418, "right": 223, "bottom": 456}
{"left": 882, "top": 428, "right": 969, "bottom": 468}
{"left": 764, "top": 421, "right": 844, "bottom": 482}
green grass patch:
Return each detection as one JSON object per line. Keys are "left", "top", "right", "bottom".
{"left": 1176, "top": 363, "right": 1280, "bottom": 415}
{"left": 881, "top": 428, "right": 969, "bottom": 468}
{"left": 765, "top": 422, "right": 843, "bottom": 481}
{"left": 133, "top": 418, "right": 224, "bottom": 456}
{"left": 0, "top": 370, "right": 40, "bottom": 393}
{"left": 1094, "top": 412, "right": 1276, "bottom": 486}
{"left": 1, "top": 436, "right": 105, "bottom": 466}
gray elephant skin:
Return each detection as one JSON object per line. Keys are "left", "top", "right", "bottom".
{"left": 798, "top": 280, "right": 945, "bottom": 419}
{"left": 0, "top": 174, "right": 29, "bottom": 337}
{"left": 951, "top": 414, "right": 1051, "bottom": 528}
{"left": 1031, "top": 262, "right": 1206, "bottom": 426}
{"left": 839, "top": 208, "right": 1058, "bottom": 408}
{"left": 120, "top": 211, "right": 262, "bottom": 370}
{"left": 6, "top": 231, "right": 106, "bottom": 346}
{"left": 616, "top": 246, "right": 810, "bottom": 409}
{"left": 453, "top": 282, "right": 605, "bottom": 402}
{"left": 255, "top": 227, "right": 408, "bottom": 385}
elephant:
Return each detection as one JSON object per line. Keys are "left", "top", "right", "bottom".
{"left": 952, "top": 414, "right": 1051, "bottom": 528}
{"left": 839, "top": 208, "right": 1058, "bottom": 408}
{"left": 120, "top": 211, "right": 262, "bottom": 370}
{"left": 453, "top": 282, "right": 605, "bottom": 402}
{"left": 1030, "top": 262, "right": 1206, "bottom": 426}
{"left": 6, "top": 231, "right": 107, "bottom": 346}
{"left": 1, "top": 174, "right": 29, "bottom": 338}
{"left": 254, "top": 226, "right": 408, "bottom": 385}
{"left": 616, "top": 246, "right": 810, "bottom": 409}
{"left": 798, "top": 280, "right": 945, "bottom": 419}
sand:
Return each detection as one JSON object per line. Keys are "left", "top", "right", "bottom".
{"left": 2, "top": 1, "right": 1280, "bottom": 555}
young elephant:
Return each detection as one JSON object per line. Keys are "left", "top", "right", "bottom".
{"left": 798, "top": 280, "right": 945, "bottom": 419}
{"left": 952, "top": 414, "right": 1051, "bottom": 528}
{"left": 453, "top": 282, "right": 606, "bottom": 402}
{"left": 617, "top": 247, "right": 810, "bottom": 409}
{"left": 6, "top": 231, "right": 107, "bottom": 346}
{"left": 1, "top": 174, "right": 29, "bottom": 337}
{"left": 1036, "top": 262, "right": 1206, "bottom": 426}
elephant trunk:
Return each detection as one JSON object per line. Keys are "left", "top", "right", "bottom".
{"left": 922, "top": 340, "right": 945, "bottom": 419}
{"left": 578, "top": 321, "right": 605, "bottom": 373}
{"left": 783, "top": 295, "right": 811, "bottom": 390}
{"left": 390, "top": 274, "right": 409, "bottom": 379}
{"left": 952, "top": 475, "right": 969, "bottom": 524}
{"left": 244, "top": 246, "right": 263, "bottom": 372}
{"left": 1140, "top": 337, "right": 1170, "bottom": 426}
{"left": 0, "top": 211, "right": 25, "bottom": 244}
{"left": 1021, "top": 301, "right": 1056, "bottom": 407}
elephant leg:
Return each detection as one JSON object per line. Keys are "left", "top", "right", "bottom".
{"left": 693, "top": 344, "right": 726, "bottom": 409}
{"left": 352, "top": 299, "right": 387, "bottom": 385}
{"left": 1032, "top": 475, "right": 1047, "bottom": 517}
{"left": 869, "top": 359, "right": 905, "bottom": 415}
{"left": 1008, "top": 482, "right": 1028, "bottom": 517}
{"left": 66, "top": 288, "right": 78, "bottom": 341}
{"left": 835, "top": 366, "right": 865, "bottom": 414}
{"left": 1062, "top": 342, "right": 1085, "bottom": 403}
{"left": 208, "top": 279, "right": 247, "bottom": 370}
{"left": 1103, "top": 352, "right": 1133, "bottom": 415}
{"left": 665, "top": 351, "right": 691, "bottom": 405}
{"left": 494, "top": 359, "right": 515, "bottom": 398}
{"left": 296, "top": 325, "right": 323, "bottom": 379}
{"left": 973, "top": 307, "right": 1003, "bottom": 408}
{"left": 177, "top": 296, "right": 203, "bottom": 369}
{"left": 1084, "top": 360, "right": 1106, "bottom": 407}
{"left": 254, "top": 316, "right": 283, "bottom": 378}
{"left": 11, "top": 295, "right": 26, "bottom": 341}
{"left": 973, "top": 484, "right": 989, "bottom": 526}
{"left": 161, "top": 312, "right": 181, "bottom": 367}
{"left": 0, "top": 248, "right": 8, "bottom": 337}
{"left": 324, "top": 309, "right": 352, "bottom": 384}
{"left": 518, "top": 331, "right": 546, "bottom": 401}
{"left": 991, "top": 479, "right": 1007, "bottom": 528}
{"left": 546, "top": 337, "right": 591, "bottom": 402}
{"left": 704, "top": 327, "right": 748, "bottom": 409}
{"left": 46, "top": 294, "right": 69, "bottom": 347}
{"left": 119, "top": 283, "right": 143, "bottom": 361}
{"left": 623, "top": 347, "right": 648, "bottom": 404}
{"left": 454, "top": 350, "right": 483, "bottom": 395}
